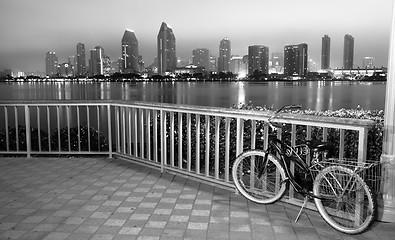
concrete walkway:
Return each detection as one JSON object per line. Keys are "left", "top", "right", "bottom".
{"left": 0, "top": 157, "right": 393, "bottom": 240}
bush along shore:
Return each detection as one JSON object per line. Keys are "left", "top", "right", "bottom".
{"left": 0, "top": 125, "right": 109, "bottom": 153}
{"left": 232, "top": 103, "right": 383, "bottom": 161}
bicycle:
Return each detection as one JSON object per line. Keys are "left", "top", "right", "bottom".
{"left": 232, "top": 105, "right": 378, "bottom": 234}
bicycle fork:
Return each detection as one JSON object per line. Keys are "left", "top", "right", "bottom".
{"left": 257, "top": 152, "right": 270, "bottom": 179}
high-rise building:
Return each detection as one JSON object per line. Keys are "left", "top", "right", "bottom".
{"left": 192, "top": 48, "right": 210, "bottom": 71}
{"left": 121, "top": 29, "right": 139, "bottom": 73}
{"left": 321, "top": 35, "right": 331, "bottom": 70}
{"left": 284, "top": 43, "right": 308, "bottom": 77}
{"left": 209, "top": 55, "right": 217, "bottom": 72}
{"left": 343, "top": 34, "right": 354, "bottom": 69}
{"left": 270, "top": 52, "right": 284, "bottom": 74}
{"left": 230, "top": 55, "right": 248, "bottom": 77}
{"left": 218, "top": 38, "right": 231, "bottom": 73}
{"left": 248, "top": 45, "right": 269, "bottom": 76}
{"left": 363, "top": 57, "right": 375, "bottom": 69}
{"left": 45, "top": 51, "right": 58, "bottom": 77}
{"left": 89, "top": 45, "right": 104, "bottom": 76}
{"left": 102, "top": 55, "right": 112, "bottom": 76}
{"left": 76, "top": 43, "right": 86, "bottom": 77}
{"left": 157, "top": 22, "right": 176, "bottom": 75}
{"left": 138, "top": 55, "right": 144, "bottom": 72}
{"left": 68, "top": 56, "right": 75, "bottom": 77}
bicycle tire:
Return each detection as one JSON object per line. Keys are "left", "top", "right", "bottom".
{"left": 313, "top": 165, "right": 376, "bottom": 234}
{"left": 232, "top": 150, "right": 287, "bottom": 204}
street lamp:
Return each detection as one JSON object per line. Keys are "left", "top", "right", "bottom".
{"left": 379, "top": 0, "right": 395, "bottom": 222}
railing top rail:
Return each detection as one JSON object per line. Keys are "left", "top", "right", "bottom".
{"left": 0, "top": 100, "right": 375, "bottom": 129}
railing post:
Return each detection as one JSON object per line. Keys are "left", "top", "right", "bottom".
{"left": 379, "top": 0, "right": 395, "bottom": 222}
{"left": 160, "top": 110, "right": 166, "bottom": 172}
{"left": 115, "top": 106, "right": 120, "bottom": 153}
{"left": 107, "top": 104, "right": 113, "bottom": 158}
{"left": 24, "top": 106, "right": 31, "bottom": 158}
{"left": 357, "top": 127, "right": 368, "bottom": 162}
{"left": 236, "top": 118, "right": 244, "bottom": 156}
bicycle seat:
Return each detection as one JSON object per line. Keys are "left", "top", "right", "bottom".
{"left": 305, "top": 140, "right": 332, "bottom": 152}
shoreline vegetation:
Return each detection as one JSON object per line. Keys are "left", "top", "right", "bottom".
{"left": 0, "top": 77, "right": 387, "bottom": 83}
{"left": 0, "top": 69, "right": 388, "bottom": 83}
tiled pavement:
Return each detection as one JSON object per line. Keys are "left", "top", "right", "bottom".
{"left": 0, "top": 157, "right": 394, "bottom": 240}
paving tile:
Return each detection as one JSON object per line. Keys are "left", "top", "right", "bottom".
{"left": 18, "top": 231, "right": 49, "bottom": 240}
{"left": 145, "top": 220, "right": 167, "bottom": 228}
{"left": 207, "top": 230, "right": 230, "bottom": 240}
{"left": 11, "top": 222, "right": 37, "bottom": 231}
{"left": 74, "top": 225, "right": 100, "bottom": 234}
{"left": 187, "top": 222, "right": 208, "bottom": 230}
{"left": 104, "top": 219, "right": 126, "bottom": 227}
{"left": 32, "top": 223, "right": 58, "bottom": 232}
{"left": 161, "top": 228, "right": 185, "bottom": 238}
{"left": 152, "top": 208, "right": 172, "bottom": 215}
{"left": 22, "top": 215, "right": 47, "bottom": 224}
{"left": 136, "top": 236, "right": 159, "bottom": 240}
{"left": 90, "top": 211, "right": 113, "bottom": 219}
{"left": 95, "top": 225, "right": 121, "bottom": 234}
{"left": 0, "top": 230, "right": 27, "bottom": 239}
{"left": 65, "top": 232, "right": 92, "bottom": 240}
{"left": 54, "top": 224, "right": 79, "bottom": 233}
{"left": 139, "top": 227, "right": 163, "bottom": 236}
{"left": 118, "top": 226, "right": 141, "bottom": 235}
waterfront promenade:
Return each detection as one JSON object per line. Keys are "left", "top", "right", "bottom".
{"left": 0, "top": 157, "right": 394, "bottom": 240}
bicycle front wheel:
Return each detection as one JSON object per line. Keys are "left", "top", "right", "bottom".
{"left": 232, "top": 150, "right": 287, "bottom": 204}
{"left": 313, "top": 165, "right": 375, "bottom": 234}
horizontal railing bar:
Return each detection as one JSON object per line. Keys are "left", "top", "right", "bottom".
{"left": 0, "top": 151, "right": 110, "bottom": 155}
{"left": 0, "top": 100, "right": 375, "bottom": 128}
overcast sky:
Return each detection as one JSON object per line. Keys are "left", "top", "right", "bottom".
{"left": 0, "top": 0, "right": 393, "bottom": 72}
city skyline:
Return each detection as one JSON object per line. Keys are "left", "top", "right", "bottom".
{"left": 0, "top": 0, "right": 393, "bottom": 72}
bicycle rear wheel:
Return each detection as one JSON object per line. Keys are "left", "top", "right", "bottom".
{"left": 313, "top": 165, "right": 375, "bottom": 234}
{"left": 232, "top": 150, "right": 287, "bottom": 204}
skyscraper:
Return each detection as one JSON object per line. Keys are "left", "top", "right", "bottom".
{"left": 218, "top": 38, "right": 231, "bottom": 73}
{"left": 363, "top": 57, "right": 375, "bottom": 69}
{"left": 121, "top": 29, "right": 139, "bottom": 73}
{"left": 321, "top": 35, "right": 331, "bottom": 70}
{"left": 45, "top": 51, "right": 58, "bottom": 77}
{"left": 248, "top": 45, "right": 269, "bottom": 76}
{"left": 343, "top": 34, "right": 354, "bottom": 69}
{"left": 230, "top": 55, "right": 248, "bottom": 77}
{"left": 89, "top": 45, "right": 104, "bottom": 76}
{"left": 157, "top": 22, "right": 176, "bottom": 75}
{"left": 68, "top": 56, "right": 75, "bottom": 77}
{"left": 76, "top": 43, "right": 86, "bottom": 77}
{"left": 271, "top": 52, "right": 284, "bottom": 74}
{"left": 192, "top": 48, "right": 210, "bottom": 71}
{"left": 209, "top": 55, "right": 217, "bottom": 72}
{"left": 284, "top": 43, "right": 308, "bottom": 77}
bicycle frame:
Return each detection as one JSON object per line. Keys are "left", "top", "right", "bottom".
{"left": 262, "top": 136, "right": 315, "bottom": 194}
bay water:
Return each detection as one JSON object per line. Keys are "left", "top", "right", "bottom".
{"left": 0, "top": 81, "right": 386, "bottom": 110}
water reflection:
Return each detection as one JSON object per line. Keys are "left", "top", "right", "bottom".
{"left": 237, "top": 82, "right": 246, "bottom": 105}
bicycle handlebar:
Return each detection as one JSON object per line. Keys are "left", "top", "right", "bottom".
{"left": 267, "top": 105, "right": 302, "bottom": 130}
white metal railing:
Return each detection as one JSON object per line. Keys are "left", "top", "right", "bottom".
{"left": 0, "top": 100, "right": 375, "bottom": 204}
